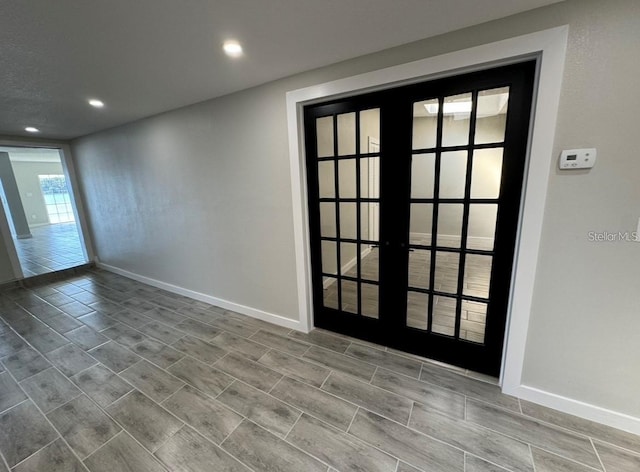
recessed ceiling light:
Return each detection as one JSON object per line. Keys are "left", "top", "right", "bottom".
{"left": 25, "top": 127, "right": 39, "bottom": 133}
{"left": 223, "top": 40, "right": 243, "bottom": 58}
{"left": 88, "top": 99, "right": 105, "bottom": 108}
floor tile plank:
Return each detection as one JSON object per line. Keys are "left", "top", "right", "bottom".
{"left": 84, "top": 431, "right": 167, "bottom": 472}
{"left": 322, "top": 371, "right": 413, "bottom": 424}
{"left": 270, "top": 376, "right": 357, "bottom": 430}
{"left": 222, "top": 420, "right": 326, "bottom": 472}
{"left": 0, "top": 400, "right": 58, "bottom": 467}
{"left": 0, "top": 347, "right": 50, "bottom": 381}
{"left": 214, "top": 352, "right": 282, "bottom": 392}
{"left": 594, "top": 441, "right": 640, "bottom": 472}
{"left": 106, "top": 391, "right": 183, "bottom": 451}
{"left": 531, "top": 447, "right": 599, "bottom": 472}
{"left": 287, "top": 413, "right": 397, "bottom": 472}
{"left": 217, "top": 381, "right": 300, "bottom": 437}
{"left": 250, "top": 330, "right": 309, "bottom": 357}
{"left": 65, "top": 326, "right": 108, "bottom": 350}
{"left": 466, "top": 399, "right": 602, "bottom": 469}
{"left": 120, "top": 361, "right": 183, "bottom": 402}
{"left": 409, "top": 402, "right": 534, "bottom": 472}
{"left": 46, "top": 344, "right": 97, "bottom": 377}
{"left": 171, "top": 335, "right": 227, "bottom": 364}
{"left": 210, "top": 331, "right": 270, "bottom": 361}
{"left": 162, "top": 385, "right": 242, "bottom": 444}
{"left": 13, "top": 438, "right": 84, "bottom": 472}
{"left": 346, "top": 343, "right": 422, "bottom": 379}
{"left": 47, "top": 394, "right": 121, "bottom": 459}
{"left": 167, "top": 357, "right": 234, "bottom": 397}
{"left": 258, "top": 350, "right": 330, "bottom": 387}
{"left": 154, "top": 426, "right": 250, "bottom": 472}
{"left": 420, "top": 363, "right": 520, "bottom": 412}
{"left": 289, "top": 330, "right": 351, "bottom": 353}
{"left": 20, "top": 368, "right": 81, "bottom": 412}
{"left": 372, "top": 368, "right": 466, "bottom": 419}
{"left": 349, "top": 409, "right": 464, "bottom": 472}
{"left": 88, "top": 341, "right": 140, "bottom": 373}
{"left": 70, "top": 364, "right": 133, "bottom": 408}
{"left": 131, "top": 338, "right": 184, "bottom": 369}
{"left": 0, "top": 371, "right": 27, "bottom": 412}
{"left": 522, "top": 400, "right": 640, "bottom": 455}
{"left": 303, "top": 346, "right": 376, "bottom": 382}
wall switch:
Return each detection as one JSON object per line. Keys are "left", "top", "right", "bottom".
{"left": 559, "top": 148, "right": 597, "bottom": 169}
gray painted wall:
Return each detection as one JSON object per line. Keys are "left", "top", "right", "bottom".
{"left": 71, "top": 0, "right": 640, "bottom": 418}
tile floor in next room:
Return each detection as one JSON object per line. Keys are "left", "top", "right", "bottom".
{"left": 0, "top": 269, "right": 638, "bottom": 472}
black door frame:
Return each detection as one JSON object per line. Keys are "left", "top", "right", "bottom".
{"left": 304, "top": 61, "right": 536, "bottom": 376}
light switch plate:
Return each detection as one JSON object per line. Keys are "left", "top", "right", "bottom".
{"left": 559, "top": 148, "right": 597, "bottom": 169}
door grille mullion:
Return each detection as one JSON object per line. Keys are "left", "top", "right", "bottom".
{"left": 426, "top": 96, "right": 445, "bottom": 333}
{"left": 333, "top": 115, "right": 342, "bottom": 311}
{"left": 454, "top": 90, "right": 479, "bottom": 340}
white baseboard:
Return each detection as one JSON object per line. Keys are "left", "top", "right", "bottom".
{"left": 95, "top": 261, "right": 305, "bottom": 333}
{"left": 505, "top": 384, "right": 640, "bottom": 436}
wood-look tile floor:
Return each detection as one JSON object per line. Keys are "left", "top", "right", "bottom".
{"left": 0, "top": 270, "right": 638, "bottom": 471}
{"left": 12, "top": 223, "right": 86, "bottom": 277}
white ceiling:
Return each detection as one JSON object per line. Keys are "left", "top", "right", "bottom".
{"left": 0, "top": 0, "right": 561, "bottom": 140}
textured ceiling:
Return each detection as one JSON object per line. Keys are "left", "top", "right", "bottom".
{"left": 0, "top": 0, "right": 562, "bottom": 140}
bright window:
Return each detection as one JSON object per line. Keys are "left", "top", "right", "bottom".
{"left": 38, "top": 174, "right": 75, "bottom": 223}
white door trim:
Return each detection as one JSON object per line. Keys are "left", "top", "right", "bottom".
{"left": 287, "top": 25, "right": 568, "bottom": 389}
{"left": 287, "top": 25, "right": 640, "bottom": 435}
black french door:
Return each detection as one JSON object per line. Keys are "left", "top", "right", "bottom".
{"left": 304, "top": 61, "right": 535, "bottom": 375}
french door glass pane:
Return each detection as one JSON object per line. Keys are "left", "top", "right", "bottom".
{"left": 337, "top": 113, "right": 356, "bottom": 156}
{"left": 323, "top": 278, "right": 338, "bottom": 309}
{"left": 338, "top": 159, "right": 357, "bottom": 198}
{"left": 316, "top": 116, "right": 334, "bottom": 157}
{"left": 341, "top": 280, "right": 358, "bottom": 314}
{"left": 432, "top": 295, "right": 456, "bottom": 336}
{"left": 412, "top": 99, "right": 438, "bottom": 150}
{"left": 361, "top": 283, "right": 379, "bottom": 319}
{"left": 361, "top": 246, "right": 379, "bottom": 282}
{"left": 317, "top": 161, "right": 335, "bottom": 198}
{"left": 409, "top": 204, "right": 433, "bottom": 245}
{"left": 408, "top": 249, "right": 430, "bottom": 289}
{"left": 476, "top": 87, "right": 509, "bottom": 144}
{"left": 360, "top": 203, "right": 379, "bottom": 242}
{"left": 319, "top": 203, "right": 336, "bottom": 238}
{"left": 437, "top": 204, "right": 463, "bottom": 248}
{"left": 360, "top": 157, "right": 380, "bottom": 198}
{"left": 463, "top": 254, "right": 492, "bottom": 299}
{"left": 461, "top": 300, "right": 487, "bottom": 344}
{"left": 442, "top": 92, "right": 472, "bottom": 147}
{"left": 360, "top": 109, "right": 380, "bottom": 152}
{"left": 340, "top": 242, "right": 357, "bottom": 276}
{"left": 471, "top": 148, "right": 503, "bottom": 199}
{"left": 439, "top": 151, "right": 467, "bottom": 198}
{"left": 321, "top": 241, "right": 337, "bottom": 275}
{"left": 434, "top": 252, "right": 459, "bottom": 294}
{"left": 339, "top": 202, "right": 357, "bottom": 239}
{"left": 410, "top": 153, "right": 435, "bottom": 198}
{"left": 467, "top": 204, "right": 497, "bottom": 251}
{"left": 407, "top": 291, "right": 429, "bottom": 330}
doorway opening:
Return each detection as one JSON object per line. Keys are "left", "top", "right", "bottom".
{"left": 304, "top": 61, "right": 535, "bottom": 375}
{"left": 0, "top": 146, "right": 88, "bottom": 277}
